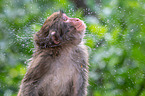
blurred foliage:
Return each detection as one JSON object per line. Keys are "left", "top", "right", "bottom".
{"left": 0, "top": 0, "right": 145, "bottom": 96}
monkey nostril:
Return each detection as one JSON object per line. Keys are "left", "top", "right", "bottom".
{"left": 76, "top": 19, "right": 79, "bottom": 21}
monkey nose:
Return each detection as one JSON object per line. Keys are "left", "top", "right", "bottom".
{"left": 73, "top": 18, "right": 80, "bottom": 22}
{"left": 75, "top": 18, "right": 80, "bottom": 21}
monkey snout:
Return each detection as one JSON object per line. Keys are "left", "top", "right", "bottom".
{"left": 69, "top": 18, "right": 80, "bottom": 22}
{"left": 74, "top": 18, "right": 80, "bottom": 22}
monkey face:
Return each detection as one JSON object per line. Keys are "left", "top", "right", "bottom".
{"left": 34, "top": 11, "right": 86, "bottom": 48}
{"left": 62, "top": 14, "right": 86, "bottom": 32}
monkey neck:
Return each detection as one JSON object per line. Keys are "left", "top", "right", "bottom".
{"left": 34, "top": 44, "right": 75, "bottom": 57}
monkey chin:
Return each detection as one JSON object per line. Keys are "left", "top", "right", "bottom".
{"left": 76, "top": 20, "right": 86, "bottom": 32}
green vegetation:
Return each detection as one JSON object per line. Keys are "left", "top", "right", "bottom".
{"left": 0, "top": 0, "right": 145, "bottom": 96}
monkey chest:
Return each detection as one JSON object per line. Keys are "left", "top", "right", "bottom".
{"left": 39, "top": 59, "right": 77, "bottom": 93}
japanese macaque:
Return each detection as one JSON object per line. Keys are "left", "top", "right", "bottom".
{"left": 18, "top": 11, "right": 89, "bottom": 96}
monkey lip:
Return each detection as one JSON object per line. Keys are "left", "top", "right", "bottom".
{"left": 77, "top": 24, "right": 83, "bottom": 29}
{"left": 76, "top": 23, "right": 85, "bottom": 31}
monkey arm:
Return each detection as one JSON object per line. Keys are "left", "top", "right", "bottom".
{"left": 73, "top": 60, "right": 89, "bottom": 96}
{"left": 71, "top": 44, "right": 89, "bottom": 96}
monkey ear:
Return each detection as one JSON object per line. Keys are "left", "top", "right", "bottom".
{"left": 51, "top": 32, "right": 60, "bottom": 44}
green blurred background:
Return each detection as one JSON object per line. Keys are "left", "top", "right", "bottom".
{"left": 0, "top": 0, "right": 145, "bottom": 96}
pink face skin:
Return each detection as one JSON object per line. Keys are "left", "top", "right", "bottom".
{"left": 50, "top": 13, "right": 86, "bottom": 45}
{"left": 63, "top": 14, "right": 86, "bottom": 32}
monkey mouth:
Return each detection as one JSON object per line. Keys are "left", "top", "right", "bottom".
{"left": 78, "top": 24, "right": 83, "bottom": 29}
{"left": 78, "top": 24, "right": 82, "bottom": 28}
{"left": 77, "top": 23, "right": 85, "bottom": 31}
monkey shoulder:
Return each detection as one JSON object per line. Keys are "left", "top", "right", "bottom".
{"left": 70, "top": 43, "right": 89, "bottom": 94}
{"left": 23, "top": 50, "right": 55, "bottom": 81}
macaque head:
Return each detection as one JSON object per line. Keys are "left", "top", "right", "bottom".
{"left": 34, "top": 11, "right": 86, "bottom": 48}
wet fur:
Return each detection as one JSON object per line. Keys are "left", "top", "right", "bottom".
{"left": 18, "top": 11, "right": 89, "bottom": 96}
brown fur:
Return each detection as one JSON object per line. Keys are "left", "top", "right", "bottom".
{"left": 18, "top": 11, "right": 89, "bottom": 96}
